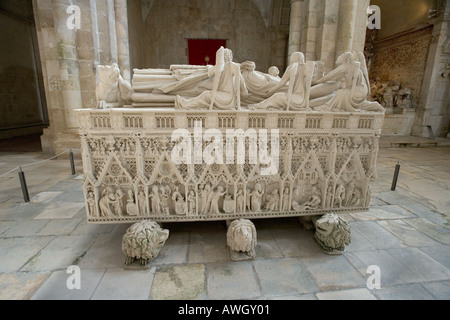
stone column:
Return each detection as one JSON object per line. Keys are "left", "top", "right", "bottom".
{"left": 52, "top": 0, "right": 83, "bottom": 130}
{"left": 114, "top": 0, "right": 131, "bottom": 82}
{"left": 335, "top": 0, "right": 358, "bottom": 59}
{"left": 288, "top": 0, "right": 303, "bottom": 58}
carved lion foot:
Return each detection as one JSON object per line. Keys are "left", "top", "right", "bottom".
{"left": 226, "top": 219, "right": 257, "bottom": 261}
{"left": 313, "top": 213, "right": 351, "bottom": 255}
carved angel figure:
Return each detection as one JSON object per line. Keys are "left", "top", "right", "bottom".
{"left": 249, "top": 52, "right": 313, "bottom": 111}
{"left": 314, "top": 52, "right": 385, "bottom": 112}
{"left": 96, "top": 63, "right": 132, "bottom": 108}
{"left": 175, "top": 47, "right": 248, "bottom": 110}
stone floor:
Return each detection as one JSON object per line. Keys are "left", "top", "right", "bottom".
{"left": 0, "top": 144, "right": 449, "bottom": 300}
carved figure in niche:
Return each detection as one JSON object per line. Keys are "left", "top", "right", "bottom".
{"left": 240, "top": 61, "right": 285, "bottom": 105}
{"left": 334, "top": 184, "right": 346, "bottom": 208}
{"left": 99, "top": 187, "right": 117, "bottom": 217}
{"left": 149, "top": 185, "right": 162, "bottom": 215}
{"left": 175, "top": 47, "right": 248, "bottom": 110}
{"left": 223, "top": 194, "right": 236, "bottom": 214}
{"left": 248, "top": 52, "right": 313, "bottom": 111}
{"left": 246, "top": 188, "right": 252, "bottom": 212}
{"left": 210, "top": 186, "right": 228, "bottom": 215}
{"left": 282, "top": 187, "right": 290, "bottom": 211}
{"left": 325, "top": 185, "right": 334, "bottom": 208}
{"left": 250, "top": 183, "right": 265, "bottom": 213}
{"left": 236, "top": 189, "right": 245, "bottom": 213}
{"left": 115, "top": 188, "right": 125, "bottom": 216}
{"left": 172, "top": 186, "right": 186, "bottom": 215}
{"left": 226, "top": 219, "right": 257, "bottom": 261}
{"left": 187, "top": 190, "right": 196, "bottom": 216}
{"left": 138, "top": 189, "right": 147, "bottom": 215}
{"left": 200, "top": 183, "right": 212, "bottom": 215}
{"left": 126, "top": 190, "right": 138, "bottom": 216}
{"left": 265, "top": 189, "right": 280, "bottom": 211}
{"left": 87, "top": 190, "right": 97, "bottom": 217}
{"left": 301, "top": 186, "right": 321, "bottom": 210}
{"left": 96, "top": 63, "right": 132, "bottom": 108}
{"left": 344, "top": 181, "right": 356, "bottom": 207}
{"left": 348, "top": 186, "right": 362, "bottom": 208}
{"left": 314, "top": 52, "right": 384, "bottom": 112}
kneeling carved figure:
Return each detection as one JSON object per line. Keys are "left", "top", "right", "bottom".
{"left": 313, "top": 213, "right": 351, "bottom": 255}
{"left": 122, "top": 220, "right": 169, "bottom": 266}
{"left": 226, "top": 219, "right": 257, "bottom": 261}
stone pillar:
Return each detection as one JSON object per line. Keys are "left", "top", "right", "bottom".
{"left": 114, "top": 0, "right": 131, "bottom": 82}
{"left": 288, "top": 0, "right": 303, "bottom": 58}
{"left": 413, "top": 1, "right": 450, "bottom": 138}
{"left": 335, "top": 0, "right": 358, "bottom": 59}
{"left": 52, "top": 0, "right": 83, "bottom": 130}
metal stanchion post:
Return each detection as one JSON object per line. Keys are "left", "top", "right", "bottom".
{"left": 18, "top": 167, "right": 30, "bottom": 203}
{"left": 69, "top": 149, "right": 76, "bottom": 175}
{"left": 391, "top": 161, "right": 401, "bottom": 191}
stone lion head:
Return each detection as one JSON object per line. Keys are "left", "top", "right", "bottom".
{"left": 226, "top": 219, "right": 257, "bottom": 258}
{"left": 314, "top": 213, "right": 351, "bottom": 254}
{"left": 122, "top": 220, "right": 169, "bottom": 266}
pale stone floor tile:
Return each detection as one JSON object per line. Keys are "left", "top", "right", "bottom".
{"left": 270, "top": 293, "right": 317, "bottom": 300}
{"left": 419, "top": 245, "right": 450, "bottom": 270}
{"left": 345, "top": 250, "right": 420, "bottom": 287}
{"left": 188, "top": 230, "right": 230, "bottom": 264}
{"left": 34, "top": 202, "right": 85, "bottom": 220}
{"left": 350, "top": 205, "right": 416, "bottom": 221}
{"left": 30, "top": 192, "right": 64, "bottom": 204}
{"left": 3, "top": 219, "right": 49, "bottom": 238}
{"left": 378, "top": 219, "right": 440, "bottom": 247}
{"left": 345, "top": 229, "right": 377, "bottom": 252}
{"left": 206, "top": 261, "right": 261, "bottom": 300}
{"left": 421, "top": 281, "right": 450, "bottom": 300}
{"left": 0, "top": 202, "right": 48, "bottom": 221}
{"left": 77, "top": 233, "right": 126, "bottom": 269}
{"left": 270, "top": 228, "right": 323, "bottom": 258}
{"left": 21, "top": 235, "right": 97, "bottom": 272}
{"left": 301, "top": 255, "right": 365, "bottom": 291}
{"left": 0, "top": 272, "right": 50, "bottom": 300}
{"left": 31, "top": 269, "right": 106, "bottom": 300}
{"left": 151, "top": 231, "right": 189, "bottom": 265}
{"left": 400, "top": 202, "right": 449, "bottom": 226}
{"left": 350, "top": 221, "right": 403, "bottom": 250}
{"left": 92, "top": 267, "right": 156, "bottom": 300}
{"left": 70, "top": 218, "right": 117, "bottom": 235}
{"left": 403, "top": 218, "right": 450, "bottom": 245}
{"left": 150, "top": 264, "right": 205, "bottom": 300}
{"left": 316, "top": 288, "right": 377, "bottom": 300}
{"left": 0, "top": 220, "right": 15, "bottom": 235}
{"left": 386, "top": 248, "right": 450, "bottom": 282}
{"left": 35, "top": 215, "right": 84, "bottom": 236}
{"left": 253, "top": 258, "right": 318, "bottom": 296}
{"left": 254, "top": 229, "right": 283, "bottom": 260}
{"left": 372, "top": 283, "right": 434, "bottom": 300}
{"left": 0, "top": 236, "right": 54, "bottom": 273}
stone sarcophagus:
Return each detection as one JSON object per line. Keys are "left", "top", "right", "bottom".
{"left": 77, "top": 48, "right": 384, "bottom": 259}
{"left": 77, "top": 108, "right": 383, "bottom": 224}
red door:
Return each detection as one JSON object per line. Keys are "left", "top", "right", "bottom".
{"left": 188, "top": 39, "right": 227, "bottom": 66}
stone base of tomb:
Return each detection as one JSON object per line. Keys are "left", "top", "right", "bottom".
{"left": 77, "top": 108, "right": 383, "bottom": 227}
